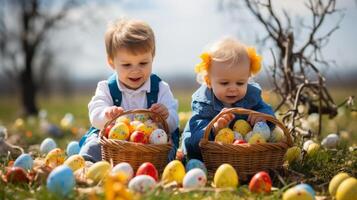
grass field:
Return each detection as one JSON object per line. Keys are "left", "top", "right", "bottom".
{"left": 0, "top": 87, "right": 356, "bottom": 199}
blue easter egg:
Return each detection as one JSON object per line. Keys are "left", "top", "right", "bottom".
{"left": 47, "top": 124, "right": 63, "bottom": 137}
{"left": 40, "top": 138, "right": 57, "bottom": 154}
{"left": 253, "top": 121, "right": 271, "bottom": 140}
{"left": 14, "top": 153, "right": 33, "bottom": 171}
{"left": 47, "top": 165, "right": 75, "bottom": 197}
{"left": 295, "top": 183, "right": 316, "bottom": 198}
{"left": 185, "top": 159, "right": 207, "bottom": 175}
{"left": 66, "top": 141, "right": 80, "bottom": 156}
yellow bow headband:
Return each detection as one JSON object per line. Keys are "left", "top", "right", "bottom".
{"left": 194, "top": 47, "right": 262, "bottom": 76}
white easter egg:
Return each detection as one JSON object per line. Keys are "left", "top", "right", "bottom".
{"left": 111, "top": 162, "right": 134, "bottom": 183}
{"left": 40, "top": 138, "right": 57, "bottom": 154}
{"left": 149, "top": 129, "right": 168, "bottom": 144}
{"left": 303, "top": 140, "right": 315, "bottom": 151}
{"left": 183, "top": 168, "right": 207, "bottom": 188}
{"left": 321, "top": 133, "right": 340, "bottom": 149}
{"left": 233, "top": 131, "right": 243, "bottom": 140}
{"left": 128, "top": 175, "right": 156, "bottom": 193}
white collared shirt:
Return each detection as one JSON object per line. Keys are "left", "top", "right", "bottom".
{"left": 88, "top": 76, "right": 179, "bottom": 133}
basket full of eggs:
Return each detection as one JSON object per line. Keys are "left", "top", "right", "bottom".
{"left": 99, "top": 109, "right": 171, "bottom": 173}
{"left": 199, "top": 107, "right": 293, "bottom": 180}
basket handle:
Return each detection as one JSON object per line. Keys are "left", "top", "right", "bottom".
{"left": 100, "top": 109, "right": 170, "bottom": 136}
{"left": 202, "top": 107, "right": 293, "bottom": 147}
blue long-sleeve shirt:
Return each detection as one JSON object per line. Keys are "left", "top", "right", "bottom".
{"left": 182, "top": 83, "right": 275, "bottom": 160}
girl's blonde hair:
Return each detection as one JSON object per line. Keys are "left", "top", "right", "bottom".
{"left": 105, "top": 18, "right": 155, "bottom": 60}
{"left": 195, "top": 37, "right": 262, "bottom": 85}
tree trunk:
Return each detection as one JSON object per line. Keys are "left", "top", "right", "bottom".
{"left": 20, "top": 66, "right": 38, "bottom": 116}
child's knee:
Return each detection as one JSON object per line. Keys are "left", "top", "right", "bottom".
{"left": 79, "top": 136, "right": 102, "bottom": 162}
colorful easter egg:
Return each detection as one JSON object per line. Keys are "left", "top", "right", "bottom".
{"left": 335, "top": 177, "right": 357, "bottom": 200}
{"left": 5, "top": 167, "right": 29, "bottom": 184}
{"left": 253, "top": 121, "right": 271, "bottom": 140}
{"left": 133, "top": 113, "right": 150, "bottom": 122}
{"left": 329, "top": 172, "right": 350, "bottom": 196}
{"left": 162, "top": 160, "right": 185, "bottom": 184}
{"left": 46, "top": 165, "right": 75, "bottom": 197}
{"left": 295, "top": 183, "right": 315, "bottom": 198}
{"left": 248, "top": 133, "right": 266, "bottom": 144}
{"left": 86, "top": 161, "right": 111, "bottom": 183}
{"left": 249, "top": 171, "right": 272, "bottom": 193}
{"left": 321, "top": 133, "right": 340, "bottom": 149}
{"left": 233, "top": 119, "right": 252, "bottom": 136}
{"left": 128, "top": 175, "right": 156, "bottom": 193}
{"left": 129, "top": 121, "right": 143, "bottom": 133}
{"left": 66, "top": 141, "right": 80, "bottom": 156}
{"left": 303, "top": 140, "right": 314, "bottom": 151}
{"left": 136, "top": 123, "right": 154, "bottom": 136}
{"left": 63, "top": 155, "right": 85, "bottom": 171}
{"left": 183, "top": 168, "right": 207, "bottom": 188}
{"left": 116, "top": 116, "right": 131, "bottom": 126}
{"left": 285, "top": 146, "right": 301, "bottom": 164}
{"left": 185, "top": 159, "right": 207, "bottom": 175}
{"left": 45, "top": 148, "right": 65, "bottom": 168}
{"left": 14, "top": 153, "right": 33, "bottom": 171}
{"left": 213, "top": 164, "right": 238, "bottom": 188}
{"left": 307, "top": 143, "right": 320, "bottom": 156}
{"left": 109, "top": 122, "right": 130, "bottom": 140}
{"left": 130, "top": 130, "right": 148, "bottom": 144}
{"left": 104, "top": 123, "right": 115, "bottom": 138}
{"left": 233, "top": 139, "right": 247, "bottom": 145}
{"left": 111, "top": 162, "right": 134, "bottom": 183}
{"left": 136, "top": 162, "right": 159, "bottom": 181}
{"left": 40, "top": 138, "right": 57, "bottom": 154}
{"left": 282, "top": 186, "right": 314, "bottom": 200}
{"left": 215, "top": 128, "right": 234, "bottom": 144}
{"left": 149, "top": 129, "right": 168, "bottom": 144}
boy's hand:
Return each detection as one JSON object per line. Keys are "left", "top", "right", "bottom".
{"left": 247, "top": 114, "right": 266, "bottom": 126}
{"left": 104, "top": 106, "right": 124, "bottom": 120}
{"left": 213, "top": 109, "right": 234, "bottom": 134}
{"left": 150, "top": 103, "right": 169, "bottom": 119}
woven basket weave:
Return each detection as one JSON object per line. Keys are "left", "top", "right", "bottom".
{"left": 199, "top": 107, "right": 293, "bottom": 180}
{"left": 99, "top": 109, "right": 172, "bottom": 173}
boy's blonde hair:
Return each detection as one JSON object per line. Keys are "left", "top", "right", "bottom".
{"left": 195, "top": 37, "right": 262, "bottom": 85}
{"left": 105, "top": 18, "right": 155, "bottom": 60}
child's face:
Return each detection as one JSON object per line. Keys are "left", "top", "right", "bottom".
{"left": 208, "top": 59, "right": 250, "bottom": 106}
{"left": 109, "top": 48, "right": 153, "bottom": 90}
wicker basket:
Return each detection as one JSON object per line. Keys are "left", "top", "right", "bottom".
{"left": 199, "top": 107, "right": 293, "bottom": 180}
{"left": 99, "top": 109, "right": 172, "bottom": 173}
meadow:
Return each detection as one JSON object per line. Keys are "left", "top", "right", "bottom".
{"left": 0, "top": 87, "right": 356, "bottom": 199}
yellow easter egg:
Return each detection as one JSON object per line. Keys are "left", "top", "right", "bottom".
{"left": 283, "top": 187, "right": 314, "bottom": 200}
{"left": 63, "top": 155, "right": 85, "bottom": 171}
{"left": 129, "top": 121, "right": 143, "bottom": 133}
{"left": 271, "top": 128, "right": 286, "bottom": 142}
{"left": 248, "top": 133, "right": 267, "bottom": 144}
{"left": 285, "top": 146, "right": 301, "bottom": 164}
{"left": 335, "top": 177, "right": 357, "bottom": 200}
{"left": 109, "top": 122, "right": 130, "bottom": 140}
{"left": 45, "top": 148, "right": 66, "bottom": 168}
{"left": 233, "top": 120, "right": 252, "bottom": 136}
{"left": 329, "top": 173, "right": 350, "bottom": 196}
{"left": 215, "top": 128, "right": 234, "bottom": 144}
{"left": 162, "top": 160, "right": 185, "bottom": 184}
{"left": 136, "top": 123, "right": 154, "bottom": 136}
{"left": 213, "top": 163, "right": 238, "bottom": 188}
{"left": 116, "top": 116, "right": 131, "bottom": 126}
{"left": 307, "top": 143, "right": 320, "bottom": 156}
{"left": 86, "top": 161, "right": 111, "bottom": 183}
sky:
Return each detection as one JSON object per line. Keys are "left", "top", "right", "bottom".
{"left": 53, "top": 0, "right": 357, "bottom": 81}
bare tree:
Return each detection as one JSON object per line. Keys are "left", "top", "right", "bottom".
{"left": 0, "top": 0, "right": 84, "bottom": 116}
{"left": 225, "top": 0, "right": 354, "bottom": 138}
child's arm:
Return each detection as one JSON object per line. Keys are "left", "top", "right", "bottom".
{"left": 88, "top": 81, "right": 123, "bottom": 130}
{"left": 155, "top": 82, "right": 179, "bottom": 133}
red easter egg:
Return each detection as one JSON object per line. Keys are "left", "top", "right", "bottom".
{"left": 249, "top": 171, "right": 272, "bottom": 193}
{"left": 130, "top": 131, "right": 148, "bottom": 144}
{"left": 233, "top": 139, "right": 247, "bottom": 145}
{"left": 136, "top": 162, "right": 158, "bottom": 181}
{"left": 5, "top": 167, "right": 29, "bottom": 184}
{"left": 104, "top": 123, "right": 115, "bottom": 138}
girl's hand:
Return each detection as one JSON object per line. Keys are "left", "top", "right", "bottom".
{"left": 104, "top": 106, "right": 124, "bottom": 120}
{"left": 150, "top": 103, "right": 169, "bottom": 119}
{"left": 213, "top": 110, "right": 235, "bottom": 134}
{"left": 247, "top": 114, "right": 266, "bottom": 126}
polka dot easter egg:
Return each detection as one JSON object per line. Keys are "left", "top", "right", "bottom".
{"left": 111, "top": 162, "right": 134, "bottom": 184}
{"left": 162, "top": 160, "right": 185, "bottom": 185}
{"left": 63, "top": 155, "right": 85, "bottom": 171}
{"left": 45, "top": 148, "right": 65, "bottom": 168}
{"left": 109, "top": 122, "right": 130, "bottom": 140}
{"left": 133, "top": 113, "right": 150, "bottom": 123}
{"left": 252, "top": 121, "right": 271, "bottom": 141}
{"left": 215, "top": 128, "right": 234, "bottom": 144}
{"left": 183, "top": 168, "right": 207, "bottom": 188}
{"left": 128, "top": 175, "right": 156, "bottom": 193}
{"left": 149, "top": 129, "right": 168, "bottom": 144}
